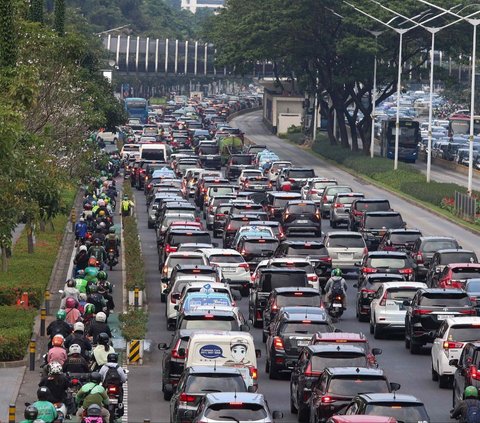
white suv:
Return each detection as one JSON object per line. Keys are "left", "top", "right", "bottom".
{"left": 324, "top": 231, "right": 367, "bottom": 269}
{"left": 431, "top": 316, "right": 480, "bottom": 388}
{"left": 370, "top": 282, "right": 427, "bottom": 339}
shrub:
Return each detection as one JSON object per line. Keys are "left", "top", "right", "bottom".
{"left": 119, "top": 307, "right": 148, "bottom": 342}
{"left": 0, "top": 307, "right": 36, "bottom": 361}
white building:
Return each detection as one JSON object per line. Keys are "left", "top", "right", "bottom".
{"left": 181, "top": 0, "right": 225, "bottom": 13}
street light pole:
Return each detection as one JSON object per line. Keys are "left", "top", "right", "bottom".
{"left": 368, "top": 30, "right": 383, "bottom": 159}
{"left": 426, "top": 28, "right": 439, "bottom": 182}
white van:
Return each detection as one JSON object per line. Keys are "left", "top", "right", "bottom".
{"left": 185, "top": 332, "right": 260, "bottom": 390}
{"left": 139, "top": 143, "right": 171, "bottom": 162}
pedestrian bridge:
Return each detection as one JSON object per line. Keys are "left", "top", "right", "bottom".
{"left": 102, "top": 35, "right": 273, "bottom": 77}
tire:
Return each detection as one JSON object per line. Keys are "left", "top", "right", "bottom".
{"left": 330, "top": 220, "right": 337, "bottom": 228}
{"left": 369, "top": 321, "right": 374, "bottom": 334}
{"left": 297, "top": 405, "right": 309, "bottom": 423}
{"left": 439, "top": 374, "right": 451, "bottom": 389}
{"left": 163, "top": 384, "right": 172, "bottom": 401}
{"left": 405, "top": 334, "right": 411, "bottom": 349}
{"left": 290, "top": 394, "right": 298, "bottom": 414}
{"left": 373, "top": 324, "right": 383, "bottom": 339}
{"left": 269, "top": 361, "right": 279, "bottom": 380}
{"left": 431, "top": 364, "right": 439, "bottom": 381}
{"left": 265, "top": 358, "right": 270, "bottom": 373}
{"left": 409, "top": 339, "right": 421, "bottom": 354}
{"left": 148, "top": 222, "right": 153, "bottom": 229}
{"left": 161, "top": 293, "right": 166, "bottom": 303}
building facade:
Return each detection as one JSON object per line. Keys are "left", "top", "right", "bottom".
{"left": 181, "top": 0, "right": 225, "bottom": 13}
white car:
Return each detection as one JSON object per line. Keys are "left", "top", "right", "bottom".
{"left": 97, "top": 130, "right": 119, "bottom": 144}
{"left": 370, "top": 282, "right": 427, "bottom": 339}
{"left": 199, "top": 248, "right": 251, "bottom": 294}
{"left": 431, "top": 316, "right": 480, "bottom": 388}
{"left": 266, "top": 257, "right": 319, "bottom": 291}
{"left": 266, "top": 161, "right": 292, "bottom": 182}
{"left": 324, "top": 231, "right": 367, "bottom": 269}
{"left": 161, "top": 252, "right": 209, "bottom": 296}
{"left": 237, "top": 169, "right": 263, "bottom": 185}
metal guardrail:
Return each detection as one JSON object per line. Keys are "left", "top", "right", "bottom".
{"left": 454, "top": 191, "right": 477, "bottom": 222}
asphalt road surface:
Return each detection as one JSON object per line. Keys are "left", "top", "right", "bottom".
{"left": 124, "top": 112, "right": 480, "bottom": 422}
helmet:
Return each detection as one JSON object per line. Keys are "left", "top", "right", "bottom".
{"left": 96, "top": 312, "right": 107, "bottom": 323}
{"left": 68, "top": 344, "right": 82, "bottom": 355}
{"left": 465, "top": 385, "right": 479, "bottom": 398}
{"left": 88, "top": 256, "right": 98, "bottom": 266}
{"left": 88, "top": 283, "right": 98, "bottom": 293}
{"left": 104, "top": 198, "right": 109, "bottom": 205}
{"left": 98, "top": 332, "right": 110, "bottom": 345}
{"left": 52, "top": 334, "right": 64, "bottom": 347}
{"left": 109, "top": 227, "right": 116, "bottom": 234}
{"left": 331, "top": 268, "right": 342, "bottom": 277}
{"left": 65, "top": 297, "right": 77, "bottom": 309}
{"left": 79, "top": 217, "right": 84, "bottom": 222}
{"left": 56, "top": 310, "right": 66, "bottom": 320}
{"left": 79, "top": 293, "right": 87, "bottom": 302}
{"left": 37, "top": 386, "right": 51, "bottom": 401}
{"left": 97, "top": 271, "right": 107, "bottom": 280}
{"left": 98, "top": 199, "right": 105, "bottom": 207}
{"left": 48, "top": 361, "right": 63, "bottom": 375}
{"left": 123, "top": 195, "right": 128, "bottom": 200}
{"left": 91, "top": 200, "right": 97, "bottom": 206}
{"left": 73, "top": 322, "right": 85, "bottom": 332}
{"left": 24, "top": 405, "right": 38, "bottom": 420}
{"left": 84, "top": 203, "right": 92, "bottom": 210}
{"left": 90, "top": 371, "right": 102, "bottom": 384}
{"left": 87, "top": 404, "right": 102, "bottom": 417}
{"left": 99, "top": 210, "right": 105, "bottom": 217}
{"left": 99, "top": 222, "right": 106, "bottom": 229}
{"left": 85, "top": 266, "right": 98, "bottom": 277}
{"left": 107, "top": 352, "right": 119, "bottom": 363}
{"left": 79, "top": 245, "right": 88, "bottom": 252}
{"left": 84, "top": 303, "right": 95, "bottom": 315}
{"left": 66, "top": 278, "right": 76, "bottom": 288}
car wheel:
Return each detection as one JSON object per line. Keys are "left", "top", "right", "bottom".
{"left": 161, "top": 293, "right": 166, "bottom": 303}
{"left": 373, "top": 324, "right": 383, "bottom": 339}
{"left": 148, "top": 221, "right": 153, "bottom": 229}
{"left": 297, "top": 404, "right": 309, "bottom": 423}
{"left": 431, "top": 364, "right": 439, "bottom": 381}
{"left": 163, "top": 384, "right": 172, "bottom": 401}
{"left": 265, "top": 358, "right": 270, "bottom": 373}
{"left": 410, "top": 339, "right": 421, "bottom": 354}
{"left": 330, "top": 220, "right": 337, "bottom": 228}
{"left": 269, "top": 361, "right": 279, "bottom": 380}
{"left": 290, "top": 394, "right": 298, "bottom": 414}
{"left": 207, "top": 223, "right": 213, "bottom": 231}
{"left": 439, "top": 374, "right": 451, "bottom": 389}
{"left": 369, "top": 320, "right": 374, "bottom": 334}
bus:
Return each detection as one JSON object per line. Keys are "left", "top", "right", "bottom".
{"left": 448, "top": 113, "right": 480, "bottom": 137}
{"left": 380, "top": 118, "right": 420, "bottom": 163}
{"left": 124, "top": 97, "right": 149, "bottom": 124}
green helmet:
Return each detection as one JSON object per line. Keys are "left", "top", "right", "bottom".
{"left": 109, "top": 227, "right": 116, "bottom": 234}
{"left": 56, "top": 310, "right": 67, "bottom": 320}
{"left": 465, "top": 386, "right": 478, "bottom": 398}
{"left": 332, "top": 268, "right": 342, "bottom": 277}
{"left": 84, "top": 303, "right": 95, "bottom": 315}
{"left": 97, "top": 271, "right": 107, "bottom": 280}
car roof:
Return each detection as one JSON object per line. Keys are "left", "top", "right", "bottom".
{"left": 386, "top": 228, "right": 422, "bottom": 234}
{"left": 167, "top": 252, "right": 206, "bottom": 258}
{"left": 313, "top": 332, "right": 367, "bottom": 341}
{"left": 168, "top": 229, "right": 209, "bottom": 235}
{"left": 436, "top": 249, "right": 475, "bottom": 254}
{"left": 419, "top": 288, "right": 466, "bottom": 294}
{"left": 326, "top": 231, "right": 363, "bottom": 237}
{"left": 181, "top": 309, "right": 236, "bottom": 318}
{"left": 419, "top": 236, "right": 456, "bottom": 242}
{"left": 325, "top": 367, "right": 385, "bottom": 376}
{"left": 366, "top": 251, "right": 409, "bottom": 258}
{"left": 307, "top": 344, "right": 368, "bottom": 354}
{"left": 364, "top": 211, "right": 401, "bottom": 216}
{"left": 273, "top": 287, "right": 319, "bottom": 294}
{"left": 286, "top": 200, "right": 317, "bottom": 205}
{"left": 444, "top": 317, "right": 480, "bottom": 326}
{"left": 261, "top": 268, "right": 307, "bottom": 274}
{"left": 445, "top": 263, "right": 480, "bottom": 268}
{"left": 356, "top": 393, "right": 423, "bottom": 404}
{"left": 329, "top": 416, "right": 398, "bottom": 423}
{"left": 280, "top": 240, "right": 325, "bottom": 246}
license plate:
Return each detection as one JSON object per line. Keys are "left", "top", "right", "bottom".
{"left": 224, "top": 268, "right": 237, "bottom": 272}
{"left": 333, "top": 303, "right": 342, "bottom": 307}
{"left": 297, "top": 340, "right": 309, "bottom": 346}
{"left": 297, "top": 220, "right": 309, "bottom": 224}
{"left": 437, "top": 314, "right": 454, "bottom": 320}
{"left": 109, "top": 399, "right": 118, "bottom": 404}
{"left": 338, "top": 253, "right": 353, "bottom": 259}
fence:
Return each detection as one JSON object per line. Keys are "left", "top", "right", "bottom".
{"left": 454, "top": 191, "right": 477, "bottom": 222}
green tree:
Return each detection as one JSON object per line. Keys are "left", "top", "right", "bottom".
{"left": 54, "top": 0, "right": 65, "bottom": 35}
{"left": 30, "top": 0, "right": 44, "bottom": 23}
{"left": 0, "top": 0, "right": 17, "bottom": 69}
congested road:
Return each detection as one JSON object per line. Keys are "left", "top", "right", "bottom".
{"left": 123, "top": 110, "right": 480, "bottom": 422}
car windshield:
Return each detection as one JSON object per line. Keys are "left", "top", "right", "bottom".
{"left": 204, "top": 403, "right": 268, "bottom": 420}
{"left": 209, "top": 255, "right": 244, "bottom": 264}
{"left": 419, "top": 293, "right": 471, "bottom": 307}
{"left": 327, "top": 377, "right": 389, "bottom": 396}
{"left": 199, "top": 145, "right": 219, "bottom": 154}
{"left": 327, "top": 236, "right": 365, "bottom": 248}
{"left": 386, "top": 288, "right": 418, "bottom": 300}
{"left": 180, "top": 318, "right": 239, "bottom": 331}
{"left": 422, "top": 240, "right": 458, "bottom": 253}
{"left": 440, "top": 252, "right": 477, "bottom": 264}
{"left": 185, "top": 374, "right": 246, "bottom": 393}
{"left": 261, "top": 273, "right": 306, "bottom": 291}
{"left": 448, "top": 325, "right": 480, "bottom": 342}
{"left": 270, "top": 262, "right": 315, "bottom": 273}
{"left": 183, "top": 295, "right": 232, "bottom": 311}
{"left": 355, "top": 201, "right": 390, "bottom": 212}
{"left": 209, "top": 187, "right": 235, "bottom": 196}
{"left": 326, "top": 187, "right": 352, "bottom": 196}
{"left": 338, "top": 196, "right": 363, "bottom": 205}
{"left": 388, "top": 233, "right": 420, "bottom": 244}
{"left": 170, "top": 234, "right": 212, "bottom": 245}
{"left": 369, "top": 258, "right": 408, "bottom": 269}
{"left": 289, "top": 169, "right": 315, "bottom": 178}
{"left": 311, "top": 353, "right": 367, "bottom": 371}
{"left": 243, "top": 239, "right": 278, "bottom": 253}
{"left": 287, "top": 204, "right": 317, "bottom": 214}
{"left": 273, "top": 197, "right": 301, "bottom": 208}
{"left": 287, "top": 245, "right": 328, "bottom": 256}
{"left": 467, "top": 280, "right": 480, "bottom": 291}
{"left": 452, "top": 268, "right": 480, "bottom": 279}
{"left": 167, "top": 257, "right": 205, "bottom": 268}
{"left": 365, "top": 404, "right": 429, "bottom": 423}
{"left": 365, "top": 215, "right": 404, "bottom": 229}
{"left": 231, "top": 156, "right": 252, "bottom": 165}
{"left": 277, "top": 293, "right": 320, "bottom": 307}
{"left": 271, "top": 163, "right": 291, "bottom": 171}
{"left": 313, "top": 181, "right": 337, "bottom": 190}
{"left": 282, "top": 322, "right": 328, "bottom": 334}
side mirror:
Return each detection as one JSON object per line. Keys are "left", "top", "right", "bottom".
{"left": 164, "top": 384, "right": 174, "bottom": 395}
{"left": 435, "top": 267, "right": 441, "bottom": 273}
{"left": 255, "top": 349, "right": 262, "bottom": 358}
{"left": 272, "top": 411, "right": 284, "bottom": 419}
{"left": 372, "top": 348, "right": 382, "bottom": 356}
{"left": 174, "top": 305, "right": 179, "bottom": 311}
{"left": 158, "top": 343, "right": 168, "bottom": 350}
{"left": 449, "top": 359, "right": 459, "bottom": 367}
{"left": 248, "top": 385, "right": 257, "bottom": 393}
{"left": 172, "top": 293, "right": 181, "bottom": 300}
{"left": 240, "top": 323, "right": 250, "bottom": 332}
{"left": 389, "top": 382, "right": 401, "bottom": 392}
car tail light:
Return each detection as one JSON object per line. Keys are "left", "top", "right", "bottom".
{"left": 240, "top": 249, "right": 246, "bottom": 255}
{"left": 171, "top": 339, "right": 184, "bottom": 359}
{"left": 315, "top": 210, "right": 321, "bottom": 219}
{"left": 321, "top": 396, "right": 335, "bottom": 404}
{"left": 239, "top": 263, "right": 250, "bottom": 270}
{"left": 288, "top": 178, "right": 296, "bottom": 183}
{"left": 304, "top": 362, "right": 322, "bottom": 377}
{"left": 362, "top": 267, "right": 377, "bottom": 274}
{"left": 249, "top": 366, "right": 258, "bottom": 380}
{"left": 271, "top": 303, "right": 278, "bottom": 311}
{"left": 379, "top": 291, "right": 388, "bottom": 306}
{"left": 107, "top": 385, "right": 119, "bottom": 394}
{"left": 215, "top": 213, "right": 225, "bottom": 218}
{"left": 363, "top": 247, "right": 368, "bottom": 256}
{"left": 294, "top": 292, "right": 304, "bottom": 296}
{"left": 226, "top": 224, "right": 233, "bottom": 231}
{"left": 413, "top": 309, "right": 433, "bottom": 315}
{"left": 416, "top": 253, "right": 424, "bottom": 264}
{"left": 399, "top": 268, "right": 413, "bottom": 275}
{"left": 309, "top": 189, "right": 318, "bottom": 195}
{"left": 165, "top": 244, "right": 177, "bottom": 253}
{"left": 320, "top": 257, "right": 332, "bottom": 263}
{"left": 147, "top": 183, "right": 152, "bottom": 190}
{"left": 179, "top": 393, "right": 197, "bottom": 403}
{"left": 71, "top": 378, "right": 79, "bottom": 385}
{"left": 273, "top": 336, "right": 285, "bottom": 351}
{"left": 334, "top": 203, "right": 342, "bottom": 208}
{"left": 460, "top": 309, "right": 477, "bottom": 315}
{"left": 443, "top": 341, "right": 464, "bottom": 349}
{"left": 361, "top": 289, "right": 375, "bottom": 298}
{"left": 308, "top": 275, "right": 318, "bottom": 282}
{"left": 470, "top": 365, "right": 480, "bottom": 381}
{"left": 471, "top": 297, "right": 477, "bottom": 304}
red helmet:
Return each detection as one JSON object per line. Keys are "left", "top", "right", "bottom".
{"left": 88, "top": 257, "right": 97, "bottom": 267}
{"left": 65, "top": 297, "right": 76, "bottom": 309}
{"left": 52, "top": 334, "right": 64, "bottom": 347}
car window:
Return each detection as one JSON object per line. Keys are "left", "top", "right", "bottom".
{"left": 448, "top": 325, "right": 480, "bottom": 342}
{"left": 440, "top": 252, "right": 477, "bottom": 264}
{"left": 313, "top": 181, "right": 337, "bottom": 190}
{"left": 286, "top": 245, "right": 328, "bottom": 255}
{"left": 276, "top": 293, "right": 320, "bottom": 307}
{"left": 261, "top": 273, "right": 307, "bottom": 291}
{"left": 274, "top": 197, "right": 300, "bottom": 208}
{"left": 451, "top": 267, "right": 480, "bottom": 279}
{"left": 167, "top": 257, "right": 205, "bottom": 268}
{"left": 385, "top": 288, "right": 418, "bottom": 300}
{"left": 327, "top": 377, "right": 389, "bottom": 396}
{"left": 231, "top": 156, "right": 252, "bottom": 165}
{"left": 337, "top": 195, "right": 363, "bottom": 205}
{"left": 170, "top": 234, "right": 212, "bottom": 245}
{"left": 208, "top": 254, "right": 244, "bottom": 264}
{"left": 326, "top": 235, "right": 365, "bottom": 248}
{"left": 180, "top": 318, "right": 239, "bottom": 331}
{"left": 287, "top": 204, "right": 317, "bottom": 214}
{"left": 365, "top": 214, "right": 404, "bottom": 229}
{"left": 419, "top": 293, "right": 470, "bottom": 307}
{"left": 365, "top": 404, "right": 429, "bottom": 422}
{"left": 281, "top": 322, "right": 328, "bottom": 334}
{"left": 270, "top": 262, "right": 315, "bottom": 272}
{"left": 243, "top": 239, "right": 278, "bottom": 253}
{"left": 185, "top": 374, "right": 246, "bottom": 393}
{"left": 390, "top": 232, "right": 421, "bottom": 243}
{"left": 369, "top": 258, "right": 408, "bottom": 268}
{"left": 204, "top": 403, "right": 267, "bottom": 420}
{"left": 326, "top": 187, "right": 352, "bottom": 196}
{"left": 311, "top": 353, "right": 367, "bottom": 371}
{"left": 355, "top": 201, "right": 390, "bottom": 212}
{"left": 467, "top": 280, "right": 480, "bottom": 291}
{"left": 422, "top": 240, "right": 458, "bottom": 253}
{"left": 289, "top": 169, "right": 315, "bottom": 178}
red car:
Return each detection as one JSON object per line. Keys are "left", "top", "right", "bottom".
{"left": 436, "top": 263, "right": 480, "bottom": 289}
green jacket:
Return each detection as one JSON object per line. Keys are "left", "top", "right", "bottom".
{"left": 76, "top": 382, "right": 109, "bottom": 408}
{"left": 31, "top": 400, "right": 57, "bottom": 423}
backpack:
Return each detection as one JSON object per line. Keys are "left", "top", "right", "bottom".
{"left": 82, "top": 417, "right": 104, "bottom": 423}
{"left": 103, "top": 364, "right": 122, "bottom": 386}
{"left": 466, "top": 401, "right": 480, "bottom": 423}
{"left": 331, "top": 277, "right": 343, "bottom": 295}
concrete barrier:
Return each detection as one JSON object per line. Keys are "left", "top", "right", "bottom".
{"left": 226, "top": 106, "right": 262, "bottom": 123}
{"left": 419, "top": 152, "right": 480, "bottom": 177}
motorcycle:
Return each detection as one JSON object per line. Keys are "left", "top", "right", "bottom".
{"left": 327, "top": 293, "right": 345, "bottom": 319}
{"left": 106, "top": 383, "right": 124, "bottom": 422}
{"left": 53, "top": 402, "right": 67, "bottom": 422}
{"left": 106, "top": 248, "right": 118, "bottom": 271}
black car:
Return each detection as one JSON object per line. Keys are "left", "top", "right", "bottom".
{"left": 281, "top": 200, "right": 321, "bottom": 236}
{"left": 357, "top": 251, "right": 416, "bottom": 284}
{"left": 409, "top": 236, "right": 460, "bottom": 281}
{"left": 359, "top": 211, "right": 406, "bottom": 250}
{"left": 265, "top": 192, "right": 302, "bottom": 220}
{"left": 236, "top": 236, "right": 279, "bottom": 271}
{"left": 377, "top": 229, "right": 423, "bottom": 252}
{"left": 262, "top": 287, "right": 322, "bottom": 342}
{"left": 309, "top": 367, "right": 394, "bottom": 422}
{"left": 426, "top": 248, "right": 478, "bottom": 287}
{"left": 222, "top": 213, "right": 266, "bottom": 249}
{"left": 348, "top": 198, "right": 391, "bottom": 231}
{"left": 249, "top": 268, "right": 308, "bottom": 328}
{"left": 265, "top": 307, "right": 332, "bottom": 379}
{"left": 355, "top": 273, "right": 406, "bottom": 322}
{"left": 405, "top": 288, "right": 476, "bottom": 354}
{"left": 291, "top": 345, "right": 374, "bottom": 422}
{"left": 225, "top": 154, "right": 255, "bottom": 180}
{"left": 452, "top": 342, "right": 480, "bottom": 408}
{"left": 342, "top": 393, "right": 429, "bottom": 423}
{"left": 199, "top": 154, "right": 222, "bottom": 171}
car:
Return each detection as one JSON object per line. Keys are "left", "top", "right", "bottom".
{"left": 426, "top": 249, "right": 478, "bottom": 287}
{"left": 230, "top": 225, "right": 275, "bottom": 251}
{"left": 324, "top": 231, "right": 367, "bottom": 270}
{"left": 266, "top": 160, "right": 292, "bottom": 182}
{"left": 410, "top": 236, "right": 460, "bottom": 281}
{"left": 377, "top": 229, "right": 422, "bottom": 252}
{"left": 277, "top": 167, "right": 316, "bottom": 191}
{"left": 267, "top": 257, "right": 320, "bottom": 291}
{"left": 236, "top": 236, "right": 279, "bottom": 271}
{"left": 405, "top": 288, "right": 476, "bottom": 354}
{"left": 194, "top": 177, "right": 229, "bottom": 208}
{"left": 319, "top": 186, "right": 353, "bottom": 218}
{"left": 158, "top": 230, "right": 212, "bottom": 268}
{"left": 212, "top": 203, "right": 232, "bottom": 238}
{"left": 326, "top": 417, "right": 398, "bottom": 423}
{"left": 265, "top": 307, "right": 332, "bottom": 379}
{"left": 452, "top": 342, "right": 480, "bottom": 407}
{"left": 431, "top": 317, "right": 480, "bottom": 388}
{"left": 357, "top": 251, "right": 416, "bottom": 284}
{"left": 161, "top": 252, "right": 209, "bottom": 296}
{"left": 343, "top": 393, "right": 429, "bottom": 423}
{"left": 309, "top": 367, "right": 395, "bottom": 422}
{"left": 249, "top": 268, "right": 309, "bottom": 328}
{"left": 190, "top": 392, "right": 283, "bottom": 423}
{"left": 355, "top": 273, "right": 406, "bottom": 322}
{"left": 265, "top": 192, "right": 302, "bottom": 220}
{"left": 281, "top": 200, "right": 322, "bottom": 236}
{"left": 147, "top": 202, "right": 160, "bottom": 229}
{"left": 465, "top": 279, "right": 480, "bottom": 315}
{"left": 238, "top": 169, "right": 263, "bottom": 185}
{"left": 301, "top": 178, "right": 337, "bottom": 203}
{"left": 329, "top": 192, "right": 365, "bottom": 228}
{"left": 242, "top": 175, "right": 271, "bottom": 191}
{"left": 369, "top": 281, "right": 427, "bottom": 339}
{"left": 262, "top": 287, "right": 322, "bottom": 341}
{"left": 222, "top": 213, "right": 266, "bottom": 249}
{"left": 359, "top": 211, "right": 406, "bottom": 251}
{"left": 168, "top": 366, "right": 249, "bottom": 423}
{"left": 348, "top": 198, "right": 391, "bottom": 231}
{"left": 176, "top": 309, "right": 248, "bottom": 332}
{"left": 203, "top": 184, "right": 237, "bottom": 215}
{"left": 432, "top": 263, "right": 480, "bottom": 289}
{"left": 225, "top": 154, "right": 255, "bottom": 180}
{"left": 291, "top": 345, "right": 379, "bottom": 422}
{"left": 204, "top": 194, "right": 236, "bottom": 229}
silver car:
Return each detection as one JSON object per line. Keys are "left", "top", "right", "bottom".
{"left": 324, "top": 231, "right": 367, "bottom": 269}
{"left": 301, "top": 178, "right": 337, "bottom": 203}
{"left": 205, "top": 194, "right": 236, "bottom": 230}
{"left": 329, "top": 192, "right": 365, "bottom": 228}
{"left": 319, "top": 185, "right": 352, "bottom": 218}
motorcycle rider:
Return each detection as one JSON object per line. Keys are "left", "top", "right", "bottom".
{"left": 74, "top": 246, "right": 90, "bottom": 275}
{"left": 19, "top": 405, "right": 40, "bottom": 423}
{"left": 76, "top": 371, "right": 110, "bottom": 421}
{"left": 64, "top": 297, "right": 83, "bottom": 325}
{"left": 92, "top": 333, "right": 116, "bottom": 370}
{"left": 75, "top": 271, "right": 88, "bottom": 294}
{"left": 91, "top": 223, "right": 106, "bottom": 244}
{"left": 65, "top": 322, "right": 92, "bottom": 359}
{"left": 87, "top": 284, "right": 107, "bottom": 314}
{"left": 99, "top": 353, "right": 127, "bottom": 415}
{"left": 60, "top": 279, "right": 80, "bottom": 309}
{"left": 38, "top": 361, "right": 74, "bottom": 415}
{"left": 47, "top": 335, "right": 68, "bottom": 367}
{"left": 46, "top": 310, "right": 72, "bottom": 347}
{"left": 87, "top": 239, "right": 107, "bottom": 269}
{"left": 104, "top": 227, "right": 120, "bottom": 258}
{"left": 75, "top": 217, "right": 88, "bottom": 246}
{"left": 120, "top": 194, "right": 135, "bottom": 217}
{"left": 97, "top": 271, "right": 115, "bottom": 311}
{"left": 31, "top": 387, "right": 58, "bottom": 423}
{"left": 324, "top": 268, "right": 347, "bottom": 309}
{"left": 87, "top": 312, "right": 112, "bottom": 344}
{"left": 451, "top": 385, "right": 480, "bottom": 422}
{"left": 63, "top": 344, "right": 90, "bottom": 374}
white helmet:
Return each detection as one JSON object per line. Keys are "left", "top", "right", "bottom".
{"left": 98, "top": 199, "right": 106, "bottom": 207}
{"left": 79, "top": 245, "right": 87, "bottom": 252}
{"left": 73, "top": 322, "right": 85, "bottom": 332}
{"left": 95, "top": 311, "right": 107, "bottom": 322}
{"left": 68, "top": 344, "right": 82, "bottom": 355}
{"left": 48, "top": 361, "right": 63, "bottom": 375}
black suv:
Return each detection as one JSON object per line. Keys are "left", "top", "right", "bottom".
{"left": 262, "top": 287, "right": 322, "bottom": 342}
{"left": 265, "top": 192, "right": 302, "bottom": 220}
{"left": 359, "top": 211, "right": 405, "bottom": 250}
{"left": 357, "top": 251, "right": 416, "bottom": 284}
{"left": 248, "top": 268, "right": 308, "bottom": 328}
{"left": 405, "top": 288, "right": 476, "bottom": 354}
{"left": 355, "top": 273, "right": 406, "bottom": 322}
{"left": 409, "top": 236, "right": 460, "bottom": 281}
{"left": 291, "top": 345, "right": 374, "bottom": 422}
{"left": 225, "top": 154, "right": 255, "bottom": 180}
{"left": 265, "top": 307, "right": 332, "bottom": 379}
{"left": 309, "top": 367, "right": 394, "bottom": 422}
{"left": 377, "top": 228, "right": 423, "bottom": 252}
{"left": 348, "top": 198, "right": 391, "bottom": 231}
{"left": 426, "top": 248, "right": 478, "bottom": 287}
{"left": 222, "top": 213, "right": 265, "bottom": 249}
{"left": 235, "top": 236, "right": 279, "bottom": 271}
{"left": 452, "top": 342, "right": 480, "bottom": 408}
{"left": 281, "top": 200, "right": 321, "bottom": 236}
